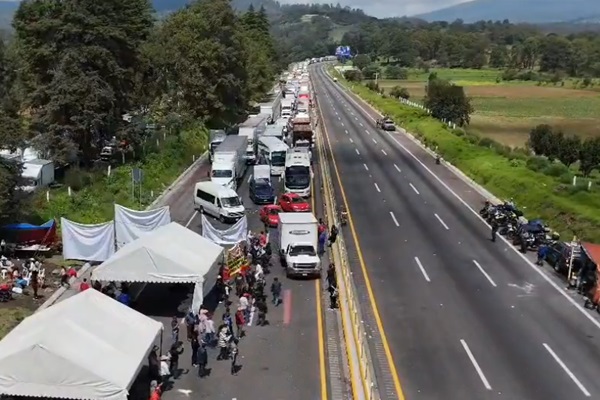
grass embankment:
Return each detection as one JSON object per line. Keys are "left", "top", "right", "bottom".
{"left": 374, "top": 68, "right": 600, "bottom": 147}
{"left": 32, "top": 127, "right": 208, "bottom": 224}
{"left": 333, "top": 68, "right": 600, "bottom": 242}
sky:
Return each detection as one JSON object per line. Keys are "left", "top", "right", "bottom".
{"left": 277, "top": 0, "right": 472, "bottom": 18}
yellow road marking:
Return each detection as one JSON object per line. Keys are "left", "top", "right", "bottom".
{"left": 316, "top": 75, "right": 407, "bottom": 400}
{"left": 313, "top": 143, "right": 328, "bottom": 400}
{"left": 317, "top": 127, "right": 362, "bottom": 400}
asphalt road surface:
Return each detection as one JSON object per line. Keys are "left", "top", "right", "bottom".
{"left": 133, "top": 154, "right": 328, "bottom": 399}
{"left": 312, "top": 64, "right": 600, "bottom": 400}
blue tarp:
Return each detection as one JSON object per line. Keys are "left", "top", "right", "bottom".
{"left": 2, "top": 220, "right": 55, "bottom": 231}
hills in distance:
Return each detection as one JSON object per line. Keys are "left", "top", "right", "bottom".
{"left": 413, "top": 0, "right": 600, "bottom": 24}
{"left": 0, "top": 0, "right": 599, "bottom": 29}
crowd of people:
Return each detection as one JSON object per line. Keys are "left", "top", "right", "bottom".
{"left": 143, "top": 214, "right": 343, "bottom": 399}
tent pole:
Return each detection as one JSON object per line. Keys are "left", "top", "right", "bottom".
{"left": 159, "top": 329, "right": 163, "bottom": 355}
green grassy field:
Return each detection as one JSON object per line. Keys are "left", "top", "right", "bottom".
{"left": 333, "top": 66, "right": 600, "bottom": 243}
{"left": 373, "top": 68, "right": 600, "bottom": 147}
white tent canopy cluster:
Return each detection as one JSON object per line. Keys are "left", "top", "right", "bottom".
{"left": 0, "top": 289, "right": 163, "bottom": 400}
{"left": 92, "top": 222, "right": 224, "bottom": 312}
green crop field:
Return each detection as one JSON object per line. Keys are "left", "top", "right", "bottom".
{"left": 375, "top": 68, "right": 600, "bottom": 147}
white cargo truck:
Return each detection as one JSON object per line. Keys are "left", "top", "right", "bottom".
{"left": 239, "top": 114, "right": 268, "bottom": 164}
{"left": 20, "top": 159, "right": 55, "bottom": 192}
{"left": 278, "top": 212, "right": 321, "bottom": 278}
{"left": 211, "top": 135, "right": 247, "bottom": 190}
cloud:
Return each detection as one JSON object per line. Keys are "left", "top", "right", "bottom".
{"left": 276, "top": 0, "right": 472, "bottom": 18}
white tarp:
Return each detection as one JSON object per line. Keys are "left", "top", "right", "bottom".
{"left": 114, "top": 204, "right": 171, "bottom": 248}
{"left": 61, "top": 218, "right": 115, "bottom": 262}
{"left": 0, "top": 289, "right": 162, "bottom": 400}
{"left": 201, "top": 215, "right": 248, "bottom": 245}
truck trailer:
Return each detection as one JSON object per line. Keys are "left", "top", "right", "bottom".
{"left": 211, "top": 135, "right": 247, "bottom": 190}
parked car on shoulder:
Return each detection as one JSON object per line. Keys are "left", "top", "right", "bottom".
{"left": 376, "top": 117, "right": 395, "bottom": 131}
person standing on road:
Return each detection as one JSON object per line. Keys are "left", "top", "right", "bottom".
{"left": 217, "top": 326, "right": 231, "bottom": 360}
{"left": 235, "top": 307, "right": 246, "bottom": 338}
{"left": 170, "top": 316, "right": 180, "bottom": 345}
{"left": 326, "top": 263, "right": 337, "bottom": 289}
{"left": 159, "top": 355, "right": 170, "bottom": 388}
{"left": 190, "top": 336, "right": 200, "bottom": 367}
{"left": 168, "top": 341, "right": 183, "bottom": 379}
{"left": 491, "top": 220, "right": 498, "bottom": 242}
{"left": 271, "top": 277, "right": 282, "bottom": 306}
{"left": 255, "top": 295, "right": 268, "bottom": 326}
{"left": 318, "top": 229, "right": 328, "bottom": 255}
{"left": 230, "top": 338, "right": 239, "bottom": 375}
{"left": 328, "top": 225, "right": 338, "bottom": 247}
{"left": 197, "top": 341, "right": 208, "bottom": 377}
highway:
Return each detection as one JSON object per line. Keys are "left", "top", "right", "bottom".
{"left": 134, "top": 153, "right": 333, "bottom": 400}
{"left": 311, "top": 64, "right": 600, "bottom": 400}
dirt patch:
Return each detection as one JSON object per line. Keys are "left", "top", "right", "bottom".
{"left": 466, "top": 85, "right": 598, "bottom": 99}
{"left": 469, "top": 115, "right": 600, "bottom": 147}
{"left": 0, "top": 256, "right": 84, "bottom": 338}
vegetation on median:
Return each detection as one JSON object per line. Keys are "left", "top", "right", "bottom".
{"left": 333, "top": 68, "right": 600, "bottom": 242}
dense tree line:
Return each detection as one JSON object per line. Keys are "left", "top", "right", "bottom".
{"left": 0, "top": 0, "right": 277, "bottom": 223}
{"left": 528, "top": 125, "right": 600, "bottom": 176}
{"left": 341, "top": 19, "right": 600, "bottom": 79}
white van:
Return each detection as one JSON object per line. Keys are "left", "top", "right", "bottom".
{"left": 194, "top": 181, "right": 245, "bottom": 223}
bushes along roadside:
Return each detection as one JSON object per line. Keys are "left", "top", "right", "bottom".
{"left": 31, "top": 126, "right": 208, "bottom": 224}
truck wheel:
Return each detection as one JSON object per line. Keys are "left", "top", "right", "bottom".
{"left": 219, "top": 214, "right": 225, "bottom": 223}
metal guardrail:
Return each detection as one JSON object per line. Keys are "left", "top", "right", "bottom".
{"left": 314, "top": 105, "right": 380, "bottom": 400}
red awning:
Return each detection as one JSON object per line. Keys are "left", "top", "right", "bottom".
{"left": 582, "top": 242, "right": 600, "bottom": 265}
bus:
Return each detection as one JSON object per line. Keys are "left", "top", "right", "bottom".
{"left": 258, "top": 136, "right": 289, "bottom": 176}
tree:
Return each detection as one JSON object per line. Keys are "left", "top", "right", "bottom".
{"left": 527, "top": 124, "right": 554, "bottom": 156}
{"left": 424, "top": 78, "right": 473, "bottom": 126}
{"left": 152, "top": 0, "right": 250, "bottom": 127}
{"left": 343, "top": 70, "right": 363, "bottom": 82}
{"left": 0, "top": 158, "right": 22, "bottom": 224}
{"left": 389, "top": 86, "right": 410, "bottom": 99}
{"left": 558, "top": 135, "right": 581, "bottom": 167}
{"left": 385, "top": 65, "right": 408, "bottom": 80}
{"left": 489, "top": 45, "right": 507, "bottom": 68}
{"left": 352, "top": 54, "right": 370, "bottom": 70}
{"left": 13, "top": 0, "right": 154, "bottom": 164}
{"left": 579, "top": 137, "right": 600, "bottom": 176}
{"left": 0, "top": 40, "right": 24, "bottom": 152}
{"left": 240, "top": 4, "right": 277, "bottom": 102}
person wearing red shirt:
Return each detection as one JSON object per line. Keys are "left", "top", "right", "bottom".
{"left": 79, "top": 278, "right": 91, "bottom": 291}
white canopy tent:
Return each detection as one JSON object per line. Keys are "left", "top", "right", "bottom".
{"left": 92, "top": 222, "right": 224, "bottom": 312}
{"left": 0, "top": 289, "right": 163, "bottom": 400}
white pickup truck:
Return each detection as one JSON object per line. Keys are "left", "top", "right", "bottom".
{"left": 278, "top": 212, "right": 321, "bottom": 278}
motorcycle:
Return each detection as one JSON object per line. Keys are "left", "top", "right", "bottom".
{"left": 339, "top": 206, "right": 348, "bottom": 226}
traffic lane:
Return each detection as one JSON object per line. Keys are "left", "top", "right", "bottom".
{"left": 320, "top": 65, "right": 568, "bottom": 277}
{"left": 317, "top": 65, "right": 600, "bottom": 331}
{"left": 317, "top": 84, "right": 581, "bottom": 400}
{"left": 318, "top": 71, "right": 597, "bottom": 393}
{"left": 162, "top": 166, "right": 323, "bottom": 400}
{"left": 319, "top": 68, "right": 600, "bottom": 393}
{"left": 161, "top": 156, "right": 211, "bottom": 226}
{"left": 317, "top": 84, "right": 512, "bottom": 398}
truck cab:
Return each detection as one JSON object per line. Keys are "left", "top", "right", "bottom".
{"left": 278, "top": 212, "right": 321, "bottom": 278}
{"left": 249, "top": 164, "right": 275, "bottom": 204}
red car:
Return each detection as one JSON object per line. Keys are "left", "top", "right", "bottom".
{"left": 260, "top": 205, "right": 282, "bottom": 227}
{"left": 278, "top": 193, "right": 311, "bottom": 212}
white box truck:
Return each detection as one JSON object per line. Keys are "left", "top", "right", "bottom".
{"left": 278, "top": 212, "right": 321, "bottom": 278}
{"left": 211, "top": 135, "right": 247, "bottom": 190}
{"left": 239, "top": 114, "right": 269, "bottom": 164}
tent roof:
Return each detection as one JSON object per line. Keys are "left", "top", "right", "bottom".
{"left": 93, "top": 222, "right": 223, "bottom": 284}
{"left": 0, "top": 289, "right": 162, "bottom": 400}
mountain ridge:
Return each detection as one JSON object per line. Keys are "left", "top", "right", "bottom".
{"left": 413, "top": 0, "right": 600, "bottom": 23}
